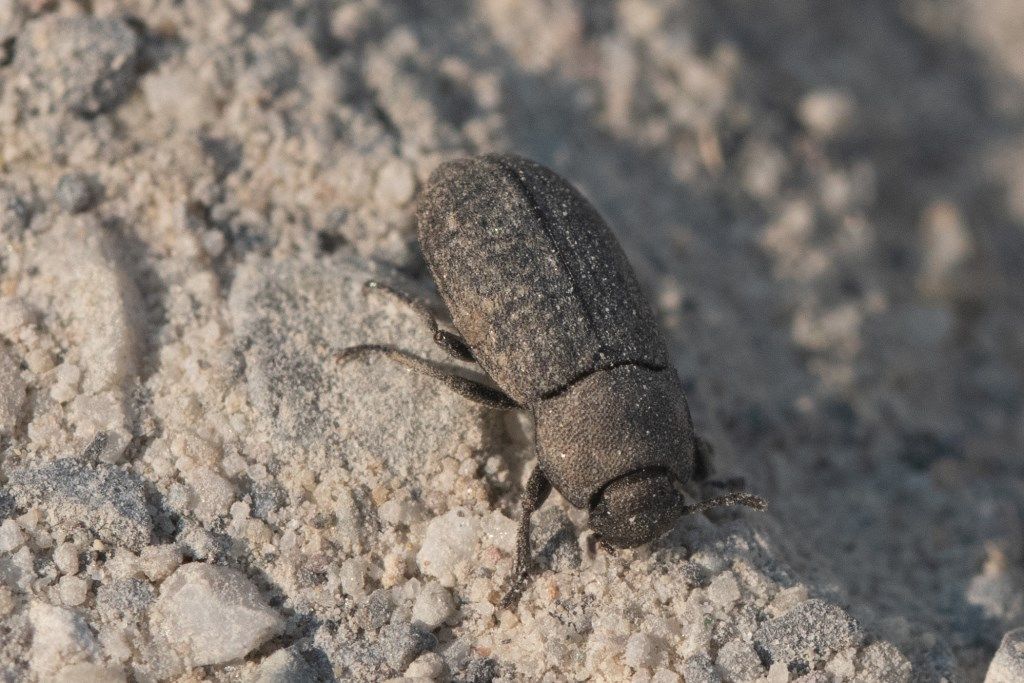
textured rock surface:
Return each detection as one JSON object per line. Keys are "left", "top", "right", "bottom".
{"left": 0, "top": 344, "right": 24, "bottom": 434}
{"left": 152, "top": 563, "right": 284, "bottom": 667}
{"left": 9, "top": 458, "right": 151, "bottom": 551}
{"left": 986, "top": 628, "right": 1024, "bottom": 683}
{"left": 753, "top": 599, "right": 865, "bottom": 673}
{"left": 0, "top": 1, "right": 1022, "bottom": 681}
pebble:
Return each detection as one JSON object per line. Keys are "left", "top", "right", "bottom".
{"left": 379, "top": 494, "right": 427, "bottom": 527}
{"left": 379, "top": 621, "right": 437, "bottom": 672}
{"left": 55, "top": 173, "right": 95, "bottom": 214}
{"left": 405, "top": 651, "right": 445, "bottom": 678}
{"left": 708, "top": 572, "right": 741, "bottom": 608}
{"left": 229, "top": 256, "right": 488, "bottom": 469}
{"left": 253, "top": 648, "right": 317, "bottom": 683}
{"left": 9, "top": 458, "right": 152, "bottom": 551}
{"left": 53, "top": 542, "right": 80, "bottom": 575}
{"left": 411, "top": 581, "right": 456, "bottom": 630}
{"left": 766, "top": 661, "right": 791, "bottom": 682}
{"left": 798, "top": 89, "right": 855, "bottom": 138}
{"left": 919, "top": 201, "right": 973, "bottom": 297}
{"left": 17, "top": 15, "right": 141, "bottom": 116}
{"left": 374, "top": 159, "right": 418, "bottom": 207}
{"left": 0, "top": 518, "right": 25, "bottom": 552}
{"left": 139, "top": 544, "right": 183, "bottom": 582}
{"left": 29, "top": 602, "right": 101, "bottom": 680}
{"left": 416, "top": 507, "right": 481, "bottom": 587}
{"left": 716, "top": 639, "right": 765, "bottom": 681}
{"left": 623, "top": 632, "right": 657, "bottom": 670}
{"left": 753, "top": 599, "right": 864, "bottom": 674}
{"left": 650, "top": 669, "right": 682, "bottom": 683}
{"left": 152, "top": 562, "right": 284, "bottom": 666}
{"left": 985, "top": 629, "right": 1024, "bottom": 683}
{"left": 58, "top": 576, "right": 90, "bottom": 606}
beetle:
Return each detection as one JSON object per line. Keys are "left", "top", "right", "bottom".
{"left": 338, "top": 153, "right": 766, "bottom": 606}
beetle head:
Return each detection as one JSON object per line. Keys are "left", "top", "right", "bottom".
{"left": 587, "top": 468, "right": 684, "bottom": 548}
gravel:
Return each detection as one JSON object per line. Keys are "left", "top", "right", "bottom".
{"left": 1, "top": 1, "right": 1022, "bottom": 680}
{"left": 411, "top": 581, "right": 456, "bottom": 630}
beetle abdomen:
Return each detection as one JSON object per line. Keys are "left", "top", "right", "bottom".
{"left": 417, "top": 154, "right": 669, "bottom": 404}
{"left": 534, "top": 364, "right": 695, "bottom": 508}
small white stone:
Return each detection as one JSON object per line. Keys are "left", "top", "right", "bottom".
{"left": 201, "top": 230, "right": 227, "bottom": 258}
{"left": 53, "top": 543, "right": 80, "bottom": 575}
{"left": 767, "top": 660, "right": 791, "bottom": 682}
{"left": 0, "top": 299, "right": 35, "bottom": 335}
{"left": 798, "top": 89, "right": 854, "bottom": 138}
{"left": 50, "top": 362, "right": 83, "bottom": 403}
{"left": 708, "top": 572, "right": 741, "bottom": 608}
{"left": 58, "top": 576, "right": 90, "bottom": 606}
{"left": 374, "top": 159, "right": 417, "bottom": 207}
{"left": 379, "top": 495, "right": 426, "bottom": 527}
{"left": 152, "top": 562, "right": 284, "bottom": 666}
{"left": 481, "top": 510, "right": 517, "bottom": 554}
{"left": 25, "top": 347, "right": 55, "bottom": 374}
{"left": 769, "top": 585, "right": 809, "bottom": 616}
{"left": 416, "top": 507, "right": 481, "bottom": 587}
{"left": 340, "top": 556, "right": 369, "bottom": 598}
{"left": 252, "top": 648, "right": 315, "bottom": 683}
{"left": 0, "top": 518, "right": 26, "bottom": 552}
{"left": 138, "top": 544, "right": 182, "bottom": 581}
{"left": 29, "top": 602, "right": 101, "bottom": 680}
{"left": 98, "top": 627, "right": 132, "bottom": 664}
{"left": 411, "top": 581, "right": 456, "bottom": 629}
{"left": 184, "top": 467, "right": 235, "bottom": 521}
{"left": 650, "top": 669, "right": 682, "bottom": 683}
{"left": 623, "top": 632, "right": 657, "bottom": 669}
{"left": 406, "top": 651, "right": 445, "bottom": 678}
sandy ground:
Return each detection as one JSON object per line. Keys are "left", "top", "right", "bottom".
{"left": 1, "top": 1, "right": 1024, "bottom": 681}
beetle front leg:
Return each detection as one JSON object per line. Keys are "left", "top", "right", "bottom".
{"left": 501, "top": 465, "right": 552, "bottom": 609}
{"left": 363, "top": 280, "right": 475, "bottom": 362}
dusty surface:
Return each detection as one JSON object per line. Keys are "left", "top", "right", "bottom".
{"left": 1, "top": 1, "right": 1023, "bottom": 681}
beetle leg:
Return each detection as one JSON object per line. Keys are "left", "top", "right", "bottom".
{"left": 501, "top": 465, "right": 552, "bottom": 609}
{"left": 336, "top": 344, "right": 519, "bottom": 410}
{"left": 363, "top": 280, "right": 475, "bottom": 362}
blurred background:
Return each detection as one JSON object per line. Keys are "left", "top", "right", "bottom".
{"left": 2, "top": 0, "right": 1024, "bottom": 680}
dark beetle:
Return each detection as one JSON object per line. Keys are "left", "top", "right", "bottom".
{"left": 338, "top": 153, "right": 765, "bottom": 605}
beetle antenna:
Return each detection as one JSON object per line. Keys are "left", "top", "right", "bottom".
{"left": 680, "top": 492, "right": 767, "bottom": 516}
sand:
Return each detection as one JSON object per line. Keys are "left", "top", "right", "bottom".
{"left": 1, "top": 1, "right": 1023, "bottom": 681}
